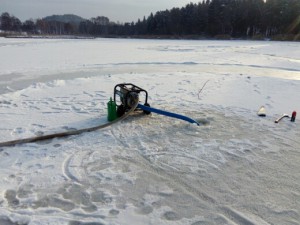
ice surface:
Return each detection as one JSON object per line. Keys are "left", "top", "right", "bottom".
{"left": 0, "top": 38, "right": 299, "bottom": 225}
{"left": 1, "top": 38, "right": 300, "bottom": 94}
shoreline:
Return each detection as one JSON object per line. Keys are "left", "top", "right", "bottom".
{"left": 2, "top": 34, "right": 299, "bottom": 42}
{"left": 4, "top": 35, "right": 95, "bottom": 39}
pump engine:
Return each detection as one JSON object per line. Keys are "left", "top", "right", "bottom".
{"left": 114, "top": 83, "right": 150, "bottom": 117}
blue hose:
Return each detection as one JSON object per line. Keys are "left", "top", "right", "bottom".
{"left": 138, "top": 104, "right": 199, "bottom": 126}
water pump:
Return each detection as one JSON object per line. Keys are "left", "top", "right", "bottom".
{"left": 113, "top": 83, "right": 199, "bottom": 125}
{"left": 114, "top": 83, "right": 150, "bottom": 117}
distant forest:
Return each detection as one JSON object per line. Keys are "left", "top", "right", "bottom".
{"left": 1, "top": 0, "right": 300, "bottom": 40}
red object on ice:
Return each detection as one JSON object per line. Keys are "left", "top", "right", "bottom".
{"left": 291, "top": 111, "right": 296, "bottom": 122}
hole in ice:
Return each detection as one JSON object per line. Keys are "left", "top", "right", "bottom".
{"left": 196, "top": 118, "right": 211, "bottom": 126}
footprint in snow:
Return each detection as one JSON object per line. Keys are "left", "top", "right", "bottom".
{"left": 62, "top": 126, "right": 77, "bottom": 131}
{"left": 0, "top": 216, "right": 28, "bottom": 225}
{"left": 32, "top": 124, "right": 46, "bottom": 128}
{"left": 162, "top": 211, "right": 181, "bottom": 221}
{"left": 12, "top": 127, "right": 25, "bottom": 134}
{"left": 83, "top": 91, "right": 94, "bottom": 97}
{"left": 0, "top": 100, "right": 12, "bottom": 106}
{"left": 68, "top": 221, "right": 104, "bottom": 225}
{"left": 4, "top": 190, "right": 20, "bottom": 207}
{"left": 34, "top": 131, "right": 44, "bottom": 136}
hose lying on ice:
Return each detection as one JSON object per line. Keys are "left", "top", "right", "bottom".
{"left": 138, "top": 103, "right": 200, "bottom": 126}
{"left": 0, "top": 101, "right": 139, "bottom": 148}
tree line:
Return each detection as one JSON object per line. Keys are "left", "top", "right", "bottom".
{"left": 1, "top": 0, "right": 300, "bottom": 40}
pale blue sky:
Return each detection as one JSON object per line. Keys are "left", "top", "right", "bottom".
{"left": 1, "top": 0, "right": 200, "bottom": 22}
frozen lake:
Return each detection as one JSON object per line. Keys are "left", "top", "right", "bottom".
{"left": 0, "top": 38, "right": 299, "bottom": 225}
{"left": 1, "top": 38, "right": 300, "bottom": 94}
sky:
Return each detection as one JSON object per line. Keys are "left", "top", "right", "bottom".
{"left": 1, "top": 0, "right": 200, "bottom": 23}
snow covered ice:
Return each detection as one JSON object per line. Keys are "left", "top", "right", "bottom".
{"left": 0, "top": 38, "right": 299, "bottom": 225}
